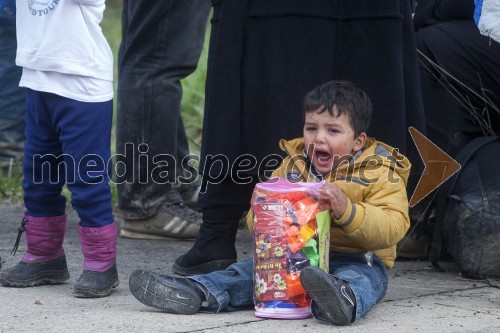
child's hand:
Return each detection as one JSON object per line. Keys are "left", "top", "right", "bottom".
{"left": 318, "top": 183, "right": 348, "bottom": 219}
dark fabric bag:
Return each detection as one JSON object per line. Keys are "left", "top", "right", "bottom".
{"left": 429, "top": 136, "right": 500, "bottom": 279}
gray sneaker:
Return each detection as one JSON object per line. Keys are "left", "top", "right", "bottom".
{"left": 120, "top": 203, "right": 202, "bottom": 240}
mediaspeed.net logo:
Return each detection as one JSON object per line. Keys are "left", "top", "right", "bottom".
{"left": 29, "top": 144, "right": 402, "bottom": 192}
{"left": 28, "top": 128, "right": 460, "bottom": 201}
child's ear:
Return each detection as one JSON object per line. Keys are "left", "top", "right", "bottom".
{"left": 353, "top": 132, "right": 367, "bottom": 152}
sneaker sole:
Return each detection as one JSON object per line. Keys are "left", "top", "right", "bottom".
{"left": 300, "top": 267, "right": 353, "bottom": 326}
{"left": 120, "top": 229, "right": 196, "bottom": 241}
{"left": 172, "top": 259, "right": 236, "bottom": 276}
{"left": 73, "top": 278, "right": 120, "bottom": 298}
{"left": 0, "top": 270, "right": 70, "bottom": 288}
{"left": 129, "top": 270, "right": 201, "bottom": 314}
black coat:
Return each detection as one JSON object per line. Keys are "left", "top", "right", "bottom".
{"left": 200, "top": 0, "right": 424, "bottom": 179}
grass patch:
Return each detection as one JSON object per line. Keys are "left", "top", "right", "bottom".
{"left": 0, "top": 160, "right": 23, "bottom": 202}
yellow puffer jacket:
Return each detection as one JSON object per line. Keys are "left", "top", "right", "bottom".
{"left": 248, "top": 137, "right": 411, "bottom": 268}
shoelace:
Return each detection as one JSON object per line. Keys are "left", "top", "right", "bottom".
{"left": 12, "top": 216, "right": 28, "bottom": 255}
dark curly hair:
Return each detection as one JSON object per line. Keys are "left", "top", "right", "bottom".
{"left": 303, "top": 80, "right": 372, "bottom": 137}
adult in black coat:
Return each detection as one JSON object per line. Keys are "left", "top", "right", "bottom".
{"left": 415, "top": 0, "right": 500, "bottom": 157}
{"left": 173, "top": 0, "right": 425, "bottom": 275}
{"left": 397, "top": 0, "right": 500, "bottom": 259}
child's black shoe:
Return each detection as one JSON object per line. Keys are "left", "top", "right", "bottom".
{"left": 300, "top": 266, "right": 356, "bottom": 326}
{"left": 0, "top": 256, "right": 69, "bottom": 287}
{"left": 129, "top": 269, "right": 218, "bottom": 314}
{"left": 73, "top": 263, "right": 119, "bottom": 298}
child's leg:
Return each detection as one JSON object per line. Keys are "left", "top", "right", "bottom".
{"left": 329, "top": 253, "right": 388, "bottom": 320}
{"left": 0, "top": 89, "right": 70, "bottom": 287}
{"left": 23, "top": 90, "right": 67, "bottom": 218}
{"left": 47, "top": 94, "right": 117, "bottom": 297}
{"left": 129, "top": 258, "right": 254, "bottom": 314}
{"left": 53, "top": 97, "right": 114, "bottom": 230}
{"left": 188, "top": 258, "right": 254, "bottom": 312}
{"left": 301, "top": 253, "right": 387, "bottom": 326}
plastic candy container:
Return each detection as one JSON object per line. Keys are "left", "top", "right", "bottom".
{"left": 251, "top": 177, "right": 330, "bottom": 319}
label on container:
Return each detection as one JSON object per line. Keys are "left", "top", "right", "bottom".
{"left": 253, "top": 200, "right": 289, "bottom": 301}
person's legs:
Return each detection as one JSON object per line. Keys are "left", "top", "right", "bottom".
{"left": 0, "top": 3, "right": 25, "bottom": 163}
{"left": 0, "top": 89, "right": 69, "bottom": 287}
{"left": 116, "top": 0, "right": 210, "bottom": 238}
{"left": 416, "top": 20, "right": 500, "bottom": 156}
{"left": 45, "top": 93, "right": 118, "bottom": 297}
{"left": 172, "top": 0, "right": 255, "bottom": 269}
{"left": 129, "top": 258, "right": 254, "bottom": 313}
{"left": 172, "top": 180, "right": 256, "bottom": 275}
{"left": 301, "top": 253, "right": 388, "bottom": 325}
{"left": 402, "top": 20, "right": 500, "bottom": 258}
{"left": 174, "top": 0, "right": 426, "bottom": 276}
{"left": 188, "top": 258, "right": 254, "bottom": 312}
{"left": 331, "top": 253, "right": 388, "bottom": 320}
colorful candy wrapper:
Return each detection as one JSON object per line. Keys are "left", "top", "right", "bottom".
{"left": 251, "top": 177, "right": 331, "bottom": 319}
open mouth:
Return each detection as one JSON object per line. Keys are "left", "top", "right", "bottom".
{"left": 313, "top": 149, "right": 332, "bottom": 168}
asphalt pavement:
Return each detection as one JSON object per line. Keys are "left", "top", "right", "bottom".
{"left": 0, "top": 202, "right": 499, "bottom": 333}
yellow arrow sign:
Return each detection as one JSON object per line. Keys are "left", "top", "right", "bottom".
{"left": 408, "top": 127, "right": 461, "bottom": 207}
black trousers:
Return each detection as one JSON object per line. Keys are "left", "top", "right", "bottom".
{"left": 116, "top": 0, "right": 210, "bottom": 219}
{"left": 199, "top": 0, "right": 425, "bottom": 210}
{"left": 416, "top": 20, "right": 500, "bottom": 157}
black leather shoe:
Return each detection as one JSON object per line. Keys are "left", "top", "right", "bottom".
{"left": 129, "top": 269, "right": 217, "bottom": 314}
{"left": 0, "top": 256, "right": 70, "bottom": 287}
{"left": 73, "top": 263, "right": 119, "bottom": 298}
{"left": 300, "top": 266, "right": 356, "bottom": 326}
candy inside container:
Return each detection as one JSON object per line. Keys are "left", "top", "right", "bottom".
{"left": 251, "top": 177, "right": 330, "bottom": 319}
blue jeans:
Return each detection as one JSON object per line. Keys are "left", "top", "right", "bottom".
{"left": 23, "top": 89, "right": 114, "bottom": 228}
{"left": 116, "top": 0, "right": 210, "bottom": 219}
{"left": 190, "top": 253, "right": 388, "bottom": 321}
{"left": 315, "top": 253, "right": 388, "bottom": 321}
{"left": 0, "top": 1, "right": 25, "bottom": 160}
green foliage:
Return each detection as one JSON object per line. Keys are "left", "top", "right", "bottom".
{"left": 0, "top": 160, "right": 23, "bottom": 202}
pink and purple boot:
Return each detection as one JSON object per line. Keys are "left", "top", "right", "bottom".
{"left": 73, "top": 222, "right": 119, "bottom": 298}
{"left": 0, "top": 214, "right": 70, "bottom": 287}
